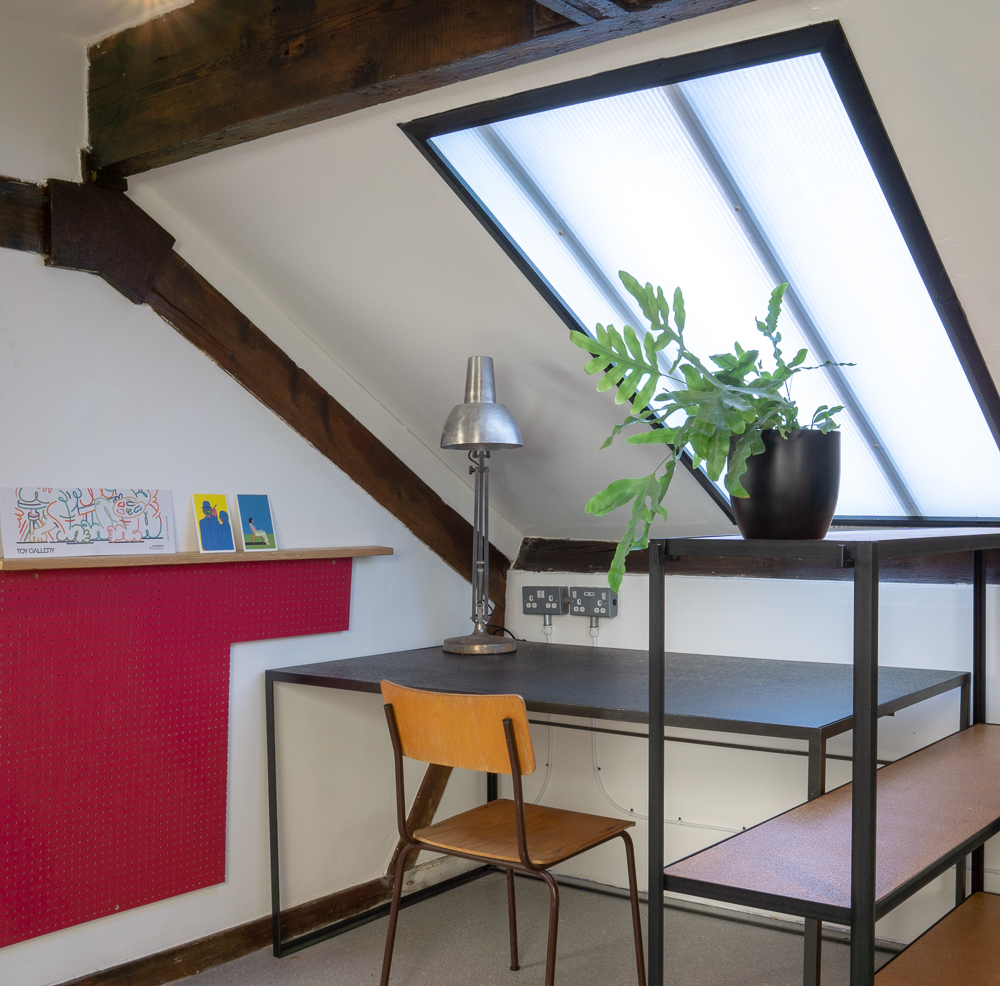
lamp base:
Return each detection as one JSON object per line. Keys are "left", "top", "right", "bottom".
{"left": 443, "top": 629, "right": 517, "bottom": 655}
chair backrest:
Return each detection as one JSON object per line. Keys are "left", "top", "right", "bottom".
{"left": 381, "top": 680, "right": 535, "bottom": 775}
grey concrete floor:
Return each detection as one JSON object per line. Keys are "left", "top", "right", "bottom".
{"left": 179, "top": 873, "right": 893, "bottom": 986}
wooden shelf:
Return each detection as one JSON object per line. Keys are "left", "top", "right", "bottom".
{"left": 0, "top": 546, "right": 392, "bottom": 571}
{"left": 874, "top": 892, "right": 1000, "bottom": 984}
{"left": 664, "top": 724, "right": 1000, "bottom": 923}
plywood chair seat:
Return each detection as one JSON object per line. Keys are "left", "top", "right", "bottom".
{"left": 379, "top": 679, "right": 645, "bottom": 986}
{"left": 414, "top": 797, "right": 635, "bottom": 867}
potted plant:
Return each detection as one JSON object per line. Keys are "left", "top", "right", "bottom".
{"left": 571, "top": 272, "right": 848, "bottom": 590}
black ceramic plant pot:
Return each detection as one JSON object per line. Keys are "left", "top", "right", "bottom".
{"left": 730, "top": 429, "right": 840, "bottom": 540}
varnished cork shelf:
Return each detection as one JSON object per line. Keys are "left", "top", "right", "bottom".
{"left": 665, "top": 724, "right": 1000, "bottom": 923}
{"left": 874, "top": 892, "right": 1000, "bottom": 984}
{"left": 0, "top": 546, "right": 393, "bottom": 571}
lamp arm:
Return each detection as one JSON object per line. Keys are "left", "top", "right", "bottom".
{"left": 469, "top": 449, "right": 492, "bottom": 631}
{"left": 482, "top": 454, "right": 490, "bottom": 628}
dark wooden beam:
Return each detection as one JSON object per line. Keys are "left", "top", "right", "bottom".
{"left": 533, "top": 4, "right": 577, "bottom": 35}
{"left": 47, "top": 180, "right": 175, "bottom": 304}
{"left": 513, "top": 537, "right": 1000, "bottom": 585}
{"left": 88, "top": 0, "right": 758, "bottom": 177}
{"left": 582, "top": 0, "right": 630, "bottom": 15}
{"left": 536, "top": 1, "right": 597, "bottom": 25}
{"left": 0, "top": 176, "right": 46, "bottom": 254}
{"left": 537, "top": 0, "right": 627, "bottom": 23}
{"left": 147, "top": 251, "right": 509, "bottom": 607}
{"left": 387, "top": 763, "right": 454, "bottom": 876}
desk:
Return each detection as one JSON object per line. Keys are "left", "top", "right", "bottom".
{"left": 265, "top": 641, "right": 966, "bottom": 956}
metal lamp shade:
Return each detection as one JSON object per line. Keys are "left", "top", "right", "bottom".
{"left": 440, "top": 356, "right": 522, "bottom": 450}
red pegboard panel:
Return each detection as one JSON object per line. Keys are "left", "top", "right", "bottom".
{"left": 0, "top": 557, "right": 351, "bottom": 947}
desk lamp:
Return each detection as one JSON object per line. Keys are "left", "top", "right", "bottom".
{"left": 440, "top": 356, "right": 522, "bottom": 655}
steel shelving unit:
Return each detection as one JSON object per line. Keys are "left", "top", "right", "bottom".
{"left": 647, "top": 529, "right": 1000, "bottom": 986}
{"left": 873, "top": 890, "right": 1000, "bottom": 983}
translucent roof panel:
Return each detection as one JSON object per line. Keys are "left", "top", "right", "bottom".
{"left": 677, "top": 55, "right": 1000, "bottom": 517}
{"left": 428, "top": 52, "right": 1000, "bottom": 521}
{"left": 430, "top": 127, "right": 627, "bottom": 334}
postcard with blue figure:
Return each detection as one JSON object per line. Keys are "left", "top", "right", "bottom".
{"left": 0, "top": 488, "right": 176, "bottom": 559}
{"left": 235, "top": 494, "right": 276, "bottom": 551}
{"left": 192, "top": 494, "right": 237, "bottom": 553}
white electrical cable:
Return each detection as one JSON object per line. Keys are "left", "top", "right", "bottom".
{"left": 531, "top": 714, "right": 554, "bottom": 804}
{"left": 531, "top": 618, "right": 554, "bottom": 803}
{"left": 590, "top": 616, "right": 600, "bottom": 646}
{"left": 590, "top": 720, "right": 742, "bottom": 835}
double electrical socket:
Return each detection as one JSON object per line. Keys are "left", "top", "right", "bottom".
{"left": 569, "top": 586, "right": 618, "bottom": 618}
{"left": 521, "top": 585, "right": 618, "bottom": 618}
{"left": 521, "top": 585, "right": 570, "bottom": 615}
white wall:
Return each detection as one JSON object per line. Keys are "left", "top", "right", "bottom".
{"left": 0, "top": 17, "right": 487, "bottom": 986}
{"left": 0, "top": 17, "right": 82, "bottom": 183}
{"left": 125, "top": 184, "right": 523, "bottom": 562}
{"left": 506, "top": 568, "right": 1000, "bottom": 945}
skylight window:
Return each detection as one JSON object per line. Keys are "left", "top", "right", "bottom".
{"left": 409, "top": 26, "right": 1000, "bottom": 523}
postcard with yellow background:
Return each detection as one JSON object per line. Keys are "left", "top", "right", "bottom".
{"left": 192, "top": 494, "right": 236, "bottom": 552}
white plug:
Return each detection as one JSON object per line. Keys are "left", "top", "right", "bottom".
{"left": 569, "top": 586, "right": 617, "bottom": 646}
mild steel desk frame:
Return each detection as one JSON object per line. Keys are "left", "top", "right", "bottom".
{"left": 265, "top": 639, "right": 966, "bottom": 962}
{"left": 651, "top": 530, "right": 1000, "bottom": 986}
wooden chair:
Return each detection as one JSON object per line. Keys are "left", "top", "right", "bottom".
{"left": 380, "top": 679, "right": 646, "bottom": 986}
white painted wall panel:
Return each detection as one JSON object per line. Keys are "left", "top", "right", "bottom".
{"left": 0, "top": 16, "right": 82, "bottom": 183}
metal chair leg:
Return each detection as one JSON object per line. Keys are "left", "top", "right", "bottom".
{"left": 541, "top": 870, "right": 560, "bottom": 986}
{"left": 380, "top": 843, "right": 414, "bottom": 986}
{"left": 621, "top": 832, "right": 647, "bottom": 986}
{"left": 506, "top": 867, "right": 520, "bottom": 971}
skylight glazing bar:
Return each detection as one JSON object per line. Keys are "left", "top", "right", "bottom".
{"left": 478, "top": 122, "right": 734, "bottom": 517}
{"left": 665, "top": 85, "right": 920, "bottom": 517}
{"left": 478, "top": 125, "right": 639, "bottom": 332}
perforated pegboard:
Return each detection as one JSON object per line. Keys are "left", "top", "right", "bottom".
{"left": 0, "top": 557, "right": 351, "bottom": 947}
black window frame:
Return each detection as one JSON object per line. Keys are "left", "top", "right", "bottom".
{"left": 400, "top": 21, "right": 1000, "bottom": 528}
